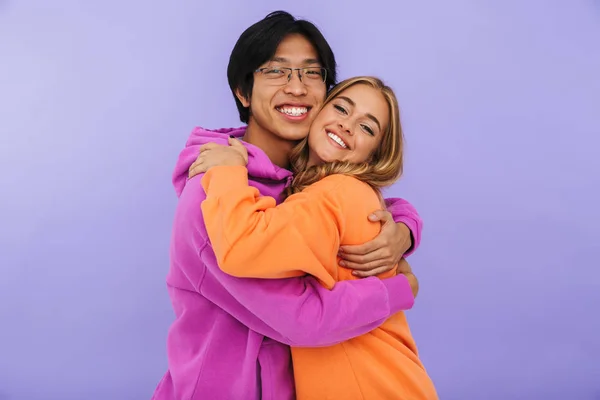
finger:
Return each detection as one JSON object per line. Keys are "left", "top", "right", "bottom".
{"left": 188, "top": 164, "right": 207, "bottom": 178}
{"left": 339, "top": 248, "right": 390, "bottom": 265}
{"left": 199, "top": 143, "right": 217, "bottom": 152}
{"left": 396, "top": 264, "right": 412, "bottom": 275}
{"left": 352, "top": 265, "right": 395, "bottom": 278}
{"left": 339, "top": 258, "right": 388, "bottom": 271}
{"left": 228, "top": 137, "right": 249, "bottom": 163}
{"left": 189, "top": 156, "right": 205, "bottom": 174}
{"left": 341, "top": 212, "right": 399, "bottom": 256}
{"left": 396, "top": 259, "right": 413, "bottom": 275}
{"left": 192, "top": 153, "right": 205, "bottom": 165}
{"left": 188, "top": 163, "right": 199, "bottom": 177}
{"left": 339, "top": 239, "right": 382, "bottom": 255}
{"left": 188, "top": 160, "right": 207, "bottom": 177}
{"left": 228, "top": 137, "right": 244, "bottom": 147}
{"left": 368, "top": 209, "right": 394, "bottom": 223}
{"left": 188, "top": 165, "right": 201, "bottom": 178}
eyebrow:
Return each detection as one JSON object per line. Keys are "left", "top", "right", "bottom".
{"left": 270, "top": 57, "right": 321, "bottom": 65}
{"left": 336, "top": 96, "right": 382, "bottom": 131}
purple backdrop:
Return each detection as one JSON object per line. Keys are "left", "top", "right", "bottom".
{"left": 1, "top": 1, "right": 599, "bottom": 399}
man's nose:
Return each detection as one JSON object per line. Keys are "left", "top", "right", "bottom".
{"left": 283, "top": 70, "right": 308, "bottom": 96}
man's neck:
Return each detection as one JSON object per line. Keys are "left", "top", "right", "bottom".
{"left": 242, "top": 122, "right": 295, "bottom": 170}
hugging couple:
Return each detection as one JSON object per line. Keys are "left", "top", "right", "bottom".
{"left": 151, "top": 10, "right": 438, "bottom": 400}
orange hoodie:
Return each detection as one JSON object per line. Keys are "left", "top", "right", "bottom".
{"left": 201, "top": 165, "right": 438, "bottom": 400}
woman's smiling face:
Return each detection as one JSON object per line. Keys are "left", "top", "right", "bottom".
{"left": 306, "top": 83, "right": 390, "bottom": 167}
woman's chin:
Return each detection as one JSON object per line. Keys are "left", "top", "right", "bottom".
{"left": 309, "top": 148, "right": 344, "bottom": 166}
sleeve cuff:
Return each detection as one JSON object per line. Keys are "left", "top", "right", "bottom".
{"left": 394, "top": 217, "right": 421, "bottom": 257}
{"left": 382, "top": 275, "right": 415, "bottom": 313}
{"left": 201, "top": 165, "right": 249, "bottom": 197}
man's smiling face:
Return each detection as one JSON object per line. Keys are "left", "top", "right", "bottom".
{"left": 236, "top": 33, "right": 327, "bottom": 142}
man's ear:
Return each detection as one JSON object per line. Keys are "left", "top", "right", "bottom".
{"left": 235, "top": 89, "right": 250, "bottom": 108}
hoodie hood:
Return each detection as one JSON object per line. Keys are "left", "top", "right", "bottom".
{"left": 172, "top": 126, "right": 293, "bottom": 197}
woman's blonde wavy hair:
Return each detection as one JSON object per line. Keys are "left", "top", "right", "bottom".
{"left": 285, "top": 76, "right": 404, "bottom": 198}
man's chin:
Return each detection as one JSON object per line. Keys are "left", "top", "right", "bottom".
{"left": 272, "top": 125, "right": 310, "bottom": 142}
{"left": 279, "top": 132, "right": 309, "bottom": 142}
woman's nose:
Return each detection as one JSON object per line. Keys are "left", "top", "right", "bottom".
{"left": 338, "top": 122, "right": 353, "bottom": 135}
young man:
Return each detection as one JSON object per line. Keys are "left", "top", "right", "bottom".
{"left": 152, "top": 11, "right": 423, "bottom": 400}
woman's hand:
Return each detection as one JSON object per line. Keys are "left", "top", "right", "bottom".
{"left": 396, "top": 258, "right": 419, "bottom": 299}
{"left": 189, "top": 137, "right": 248, "bottom": 178}
{"left": 338, "top": 210, "right": 412, "bottom": 277}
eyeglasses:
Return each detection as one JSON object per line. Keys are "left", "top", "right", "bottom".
{"left": 255, "top": 67, "right": 327, "bottom": 85}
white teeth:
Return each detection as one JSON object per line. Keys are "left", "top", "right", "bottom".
{"left": 277, "top": 106, "right": 308, "bottom": 116}
{"left": 327, "top": 132, "right": 347, "bottom": 149}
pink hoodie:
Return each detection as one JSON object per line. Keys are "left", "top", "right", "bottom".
{"left": 151, "top": 126, "right": 423, "bottom": 400}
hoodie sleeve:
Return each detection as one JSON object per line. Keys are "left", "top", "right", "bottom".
{"left": 200, "top": 165, "right": 340, "bottom": 286}
{"left": 200, "top": 166, "right": 414, "bottom": 293}
{"left": 384, "top": 197, "right": 423, "bottom": 256}
{"left": 176, "top": 173, "right": 414, "bottom": 348}
{"left": 200, "top": 262, "right": 413, "bottom": 348}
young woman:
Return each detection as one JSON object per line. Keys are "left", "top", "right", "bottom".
{"left": 189, "top": 76, "right": 438, "bottom": 399}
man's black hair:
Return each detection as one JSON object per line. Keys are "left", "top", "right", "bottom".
{"left": 227, "top": 11, "right": 337, "bottom": 123}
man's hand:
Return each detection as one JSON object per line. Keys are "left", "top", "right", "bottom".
{"left": 338, "top": 210, "right": 413, "bottom": 277}
{"left": 188, "top": 137, "right": 248, "bottom": 178}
